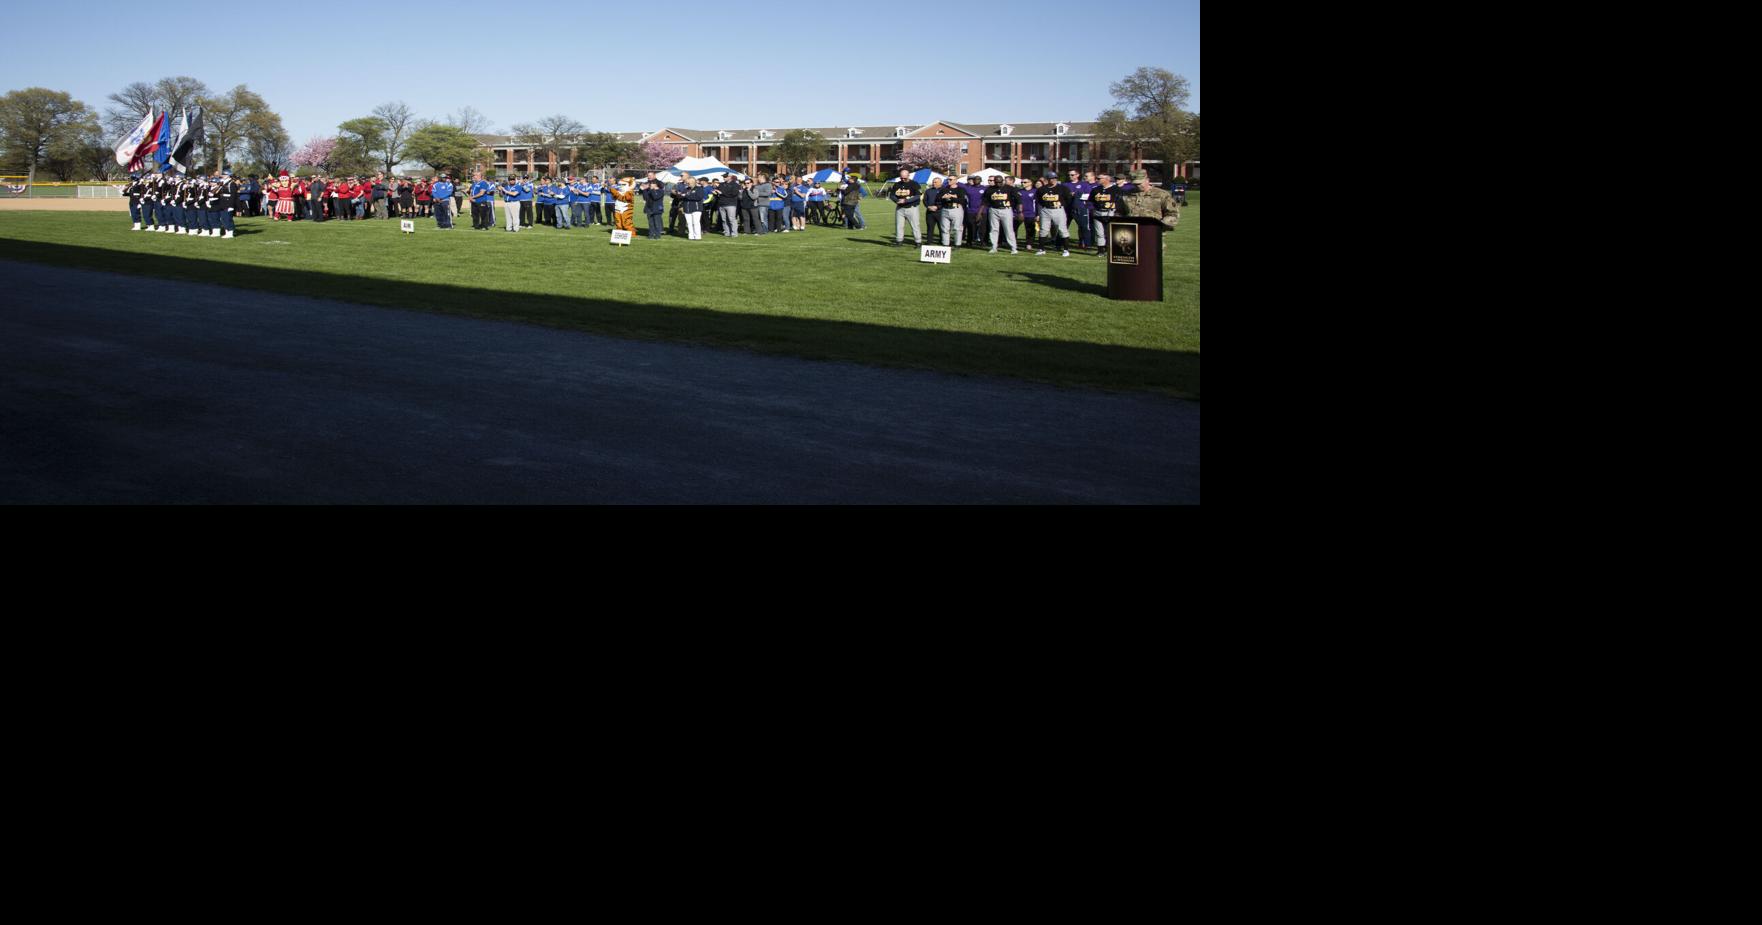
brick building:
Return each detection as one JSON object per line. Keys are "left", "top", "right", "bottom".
{"left": 476, "top": 120, "right": 1198, "bottom": 181}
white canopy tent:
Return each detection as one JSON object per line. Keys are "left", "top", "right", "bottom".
{"left": 669, "top": 156, "right": 747, "bottom": 180}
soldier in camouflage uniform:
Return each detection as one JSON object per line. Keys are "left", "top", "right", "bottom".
{"left": 1119, "top": 169, "right": 1180, "bottom": 232}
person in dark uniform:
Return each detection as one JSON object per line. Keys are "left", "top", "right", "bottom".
{"left": 125, "top": 172, "right": 146, "bottom": 230}
{"left": 1033, "top": 174, "right": 1076, "bottom": 257}
{"left": 983, "top": 179, "right": 1020, "bottom": 254}
{"left": 641, "top": 179, "right": 667, "bottom": 239}
{"left": 469, "top": 173, "right": 495, "bottom": 230}
{"left": 1088, "top": 173, "right": 1122, "bottom": 256}
{"left": 890, "top": 167, "right": 923, "bottom": 246}
{"left": 932, "top": 179, "right": 964, "bottom": 247}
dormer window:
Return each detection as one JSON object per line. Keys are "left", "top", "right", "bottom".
{"left": 760, "top": 130, "right": 775, "bottom": 140}
{"left": 894, "top": 126, "right": 908, "bottom": 137}
{"left": 847, "top": 128, "right": 863, "bottom": 138}
{"left": 999, "top": 124, "right": 1014, "bottom": 136}
{"left": 718, "top": 131, "right": 733, "bottom": 140}
{"left": 1054, "top": 123, "right": 1070, "bottom": 136}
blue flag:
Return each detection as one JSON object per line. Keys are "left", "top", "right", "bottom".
{"left": 155, "top": 111, "right": 174, "bottom": 173}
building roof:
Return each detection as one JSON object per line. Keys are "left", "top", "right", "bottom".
{"left": 478, "top": 121, "right": 1103, "bottom": 147}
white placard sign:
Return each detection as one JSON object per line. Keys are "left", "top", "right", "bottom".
{"left": 400, "top": 220, "right": 414, "bottom": 234}
{"left": 610, "top": 229, "right": 633, "bottom": 246}
{"left": 919, "top": 245, "right": 952, "bottom": 264}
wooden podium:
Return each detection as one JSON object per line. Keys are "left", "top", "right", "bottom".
{"left": 1104, "top": 217, "right": 1164, "bottom": 301}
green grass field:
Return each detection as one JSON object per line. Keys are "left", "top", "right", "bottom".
{"left": 0, "top": 192, "right": 1199, "bottom": 396}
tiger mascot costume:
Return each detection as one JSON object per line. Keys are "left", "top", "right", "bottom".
{"left": 609, "top": 179, "right": 636, "bottom": 233}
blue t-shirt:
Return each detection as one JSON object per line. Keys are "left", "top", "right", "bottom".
{"left": 470, "top": 180, "right": 493, "bottom": 202}
{"left": 431, "top": 180, "right": 454, "bottom": 199}
{"left": 517, "top": 182, "right": 533, "bottom": 202}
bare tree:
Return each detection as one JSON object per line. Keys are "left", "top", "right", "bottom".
{"left": 510, "top": 115, "right": 582, "bottom": 175}
{"left": 446, "top": 106, "right": 493, "bottom": 136}
{"left": 103, "top": 81, "right": 157, "bottom": 138}
{"left": 371, "top": 101, "right": 416, "bottom": 174}
{"left": 155, "top": 76, "right": 209, "bottom": 122}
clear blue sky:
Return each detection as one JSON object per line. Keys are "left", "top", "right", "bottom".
{"left": 3, "top": 0, "right": 1199, "bottom": 147}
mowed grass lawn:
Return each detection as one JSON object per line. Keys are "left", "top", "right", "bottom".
{"left": 0, "top": 192, "right": 1200, "bottom": 396}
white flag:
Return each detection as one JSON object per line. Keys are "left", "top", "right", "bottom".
{"left": 114, "top": 109, "right": 155, "bottom": 167}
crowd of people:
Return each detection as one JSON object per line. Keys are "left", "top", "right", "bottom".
{"left": 883, "top": 167, "right": 1181, "bottom": 257}
{"left": 253, "top": 171, "right": 465, "bottom": 221}
{"left": 119, "top": 165, "right": 1185, "bottom": 250}
{"left": 121, "top": 169, "right": 242, "bottom": 237}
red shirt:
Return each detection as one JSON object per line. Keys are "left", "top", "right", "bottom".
{"left": 415, "top": 182, "right": 431, "bottom": 201}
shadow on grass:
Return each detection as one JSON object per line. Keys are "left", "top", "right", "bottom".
{"left": 1006, "top": 271, "right": 1107, "bottom": 297}
{"left": 844, "top": 237, "right": 901, "bottom": 248}
{"left": 2, "top": 239, "right": 1199, "bottom": 398}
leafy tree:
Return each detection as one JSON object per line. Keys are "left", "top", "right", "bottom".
{"left": 1094, "top": 67, "right": 1197, "bottom": 178}
{"left": 0, "top": 87, "right": 96, "bottom": 185}
{"left": 403, "top": 123, "right": 481, "bottom": 176}
{"left": 577, "top": 131, "right": 636, "bottom": 174}
{"left": 772, "top": 129, "right": 825, "bottom": 174}
{"left": 49, "top": 111, "right": 113, "bottom": 179}
{"left": 198, "top": 84, "right": 272, "bottom": 172}
{"left": 335, "top": 117, "right": 387, "bottom": 175}
{"left": 244, "top": 110, "right": 291, "bottom": 175}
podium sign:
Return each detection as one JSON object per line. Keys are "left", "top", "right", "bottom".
{"left": 1105, "top": 218, "right": 1163, "bottom": 301}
